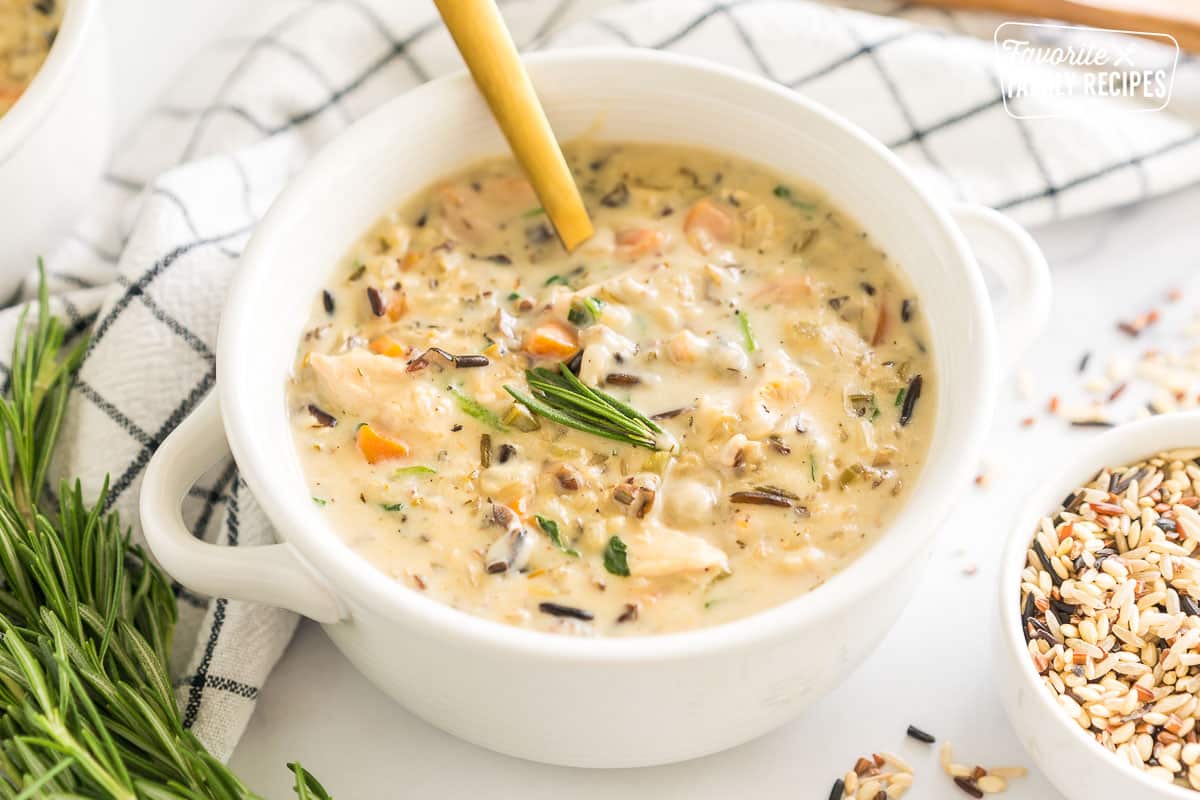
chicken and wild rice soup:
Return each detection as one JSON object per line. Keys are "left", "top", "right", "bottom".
{"left": 288, "top": 142, "right": 936, "bottom": 635}
{"left": 0, "top": 0, "right": 62, "bottom": 116}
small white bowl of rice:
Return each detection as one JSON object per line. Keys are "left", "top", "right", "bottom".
{"left": 1000, "top": 412, "right": 1200, "bottom": 800}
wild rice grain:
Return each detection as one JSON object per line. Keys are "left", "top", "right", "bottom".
{"left": 827, "top": 777, "right": 844, "bottom": 800}
{"left": 905, "top": 725, "right": 936, "bottom": 743}
{"left": 537, "top": 602, "right": 593, "bottom": 621}
{"left": 953, "top": 777, "right": 983, "bottom": 798}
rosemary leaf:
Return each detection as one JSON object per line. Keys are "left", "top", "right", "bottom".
{"left": 449, "top": 387, "right": 507, "bottom": 431}
{"left": 0, "top": 264, "right": 328, "bottom": 798}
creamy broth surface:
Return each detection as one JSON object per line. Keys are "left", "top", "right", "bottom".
{"left": 0, "top": 0, "right": 62, "bottom": 116}
{"left": 288, "top": 142, "right": 936, "bottom": 636}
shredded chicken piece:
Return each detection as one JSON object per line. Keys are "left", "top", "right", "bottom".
{"left": 307, "top": 350, "right": 452, "bottom": 434}
{"left": 626, "top": 523, "right": 730, "bottom": 578}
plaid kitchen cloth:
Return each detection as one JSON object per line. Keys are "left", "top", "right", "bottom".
{"left": 3, "top": 0, "right": 1197, "bottom": 761}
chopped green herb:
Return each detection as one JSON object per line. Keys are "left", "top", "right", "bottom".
{"left": 736, "top": 309, "right": 758, "bottom": 353}
{"left": 536, "top": 515, "right": 580, "bottom": 557}
{"left": 394, "top": 465, "right": 437, "bottom": 478}
{"left": 347, "top": 261, "right": 366, "bottom": 281}
{"left": 895, "top": 387, "right": 907, "bottom": 407}
{"left": 604, "top": 535, "right": 630, "bottom": 576}
{"left": 704, "top": 598, "right": 721, "bottom": 609}
{"left": 772, "top": 184, "right": 817, "bottom": 211}
{"left": 544, "top": 274, "right": 571, "bottom": 287}
{"left": 567, "top": 296, "right": 606, "bottom": 326}
{"left": 839, "top": 463, "right": 866, "bottom": 488}
{"left": 809, "top": 452, "right": 817, "bottom": 481}
{"left": 522, "top": 206, "right": 545, "bottom": 218}
{"left": 502, "top": 402, "right": 542, "bottom": 432}
{"left": 507, "top": 292, "right": 521, "bottom": 301}
{"left": 381, "top": 502, "right": 405, "bottom": 512}
{"left": 567, "top": 304, "right": 589, "bottom": 326}
{"left": 848, "top": 392, "right": 879, "bottom": 420}
{"left": 449, "top": 387, "right": 508, "bottom": 431}
{"left": 312, "top": 496, "right": 327, "bottom": 507}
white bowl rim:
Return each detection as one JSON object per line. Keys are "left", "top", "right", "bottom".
{"left": 0, "top": 0, "right": 99, "bottom": 163}
{"left": 999, "top": 412, "right": 1200, "bottom": 799}
{"left": 220, "top": 47, "right": 997, "bottom": 662}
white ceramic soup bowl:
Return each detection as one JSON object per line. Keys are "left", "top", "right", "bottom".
{"left": 0, "top": 0, "right": 112, "bottom": 296}
{"left": 141, "top": 49, "right": 1051, "bottom": 768}
{"left": 999, "top": 413, "right": 1200, "bottom": 800}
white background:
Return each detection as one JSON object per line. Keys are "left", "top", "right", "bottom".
{"left": 106, "top": 2, "right": 1200, "bottom": 798}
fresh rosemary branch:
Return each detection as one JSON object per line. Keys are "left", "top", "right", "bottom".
{"left": 504, "top": 364, "right": 667, "bottom": 450}
{"left": 0, "top": 266, "right": 329, "bottom": 799}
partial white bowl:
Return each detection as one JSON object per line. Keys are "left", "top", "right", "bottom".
{"left": 999, "top": 413, "right": 1200, "bottom": 800}
{"left": 0, "top": 0, "right": 113, "bottom": 296}
{"left": 141, "top": 49, "right": 1051, "bottom": 767}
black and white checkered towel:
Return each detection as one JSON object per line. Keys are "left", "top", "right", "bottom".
{"left": 10, "top": 0, "right": 1198, "bottom": 761}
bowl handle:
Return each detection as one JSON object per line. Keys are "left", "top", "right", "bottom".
{"left": 139, "top": 393, "right": 347, "bottom": 623}
{"left": 949, "top": 204, "right": 1052, "bottom": 373}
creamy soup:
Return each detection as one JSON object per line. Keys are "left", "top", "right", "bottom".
{"left": 0, "top": 0, "right": 61, "bottom": 116}
{"left": 287, "top": 142, "right": 936, "bottom": 636}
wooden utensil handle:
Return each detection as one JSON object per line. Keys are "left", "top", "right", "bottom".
{"left": 435, "top": 0, "right": 594, "bottom": 251}
{"left": 917, "top": 0, "right": 1199, "bottom": 52}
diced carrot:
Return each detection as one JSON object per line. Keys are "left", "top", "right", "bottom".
{"left": 399, "top": 251, "right": 422, "bottom": 271}
{"left": 754, "top": 275, "right": 812, "bottom": 302}
{"left": 368, "top": 336, "right": 406, "bottom": 358}
{"left": 683, "top": 199, "right": 735, "bottom": 252}
{"left": 386, "top": 290, "right": 407, "bottom": 321}
{"left": 524, "top": 322, "right": 579, "bottom": 359}
{"left": 507, "top": 496, "right": 529, "bottom": 518}
{"left": 356, "top": 424, "right": 410, "bottom": 464}
{"left": 615, "top": 228, "right": 668, "bottom": 260}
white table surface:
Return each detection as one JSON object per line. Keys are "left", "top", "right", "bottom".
{"left": 103, "top": 2, "right": 1200, "bottom": 798}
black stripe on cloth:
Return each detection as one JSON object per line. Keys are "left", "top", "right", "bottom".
{"left": 176, "top": 673, "right": 259, "bottom": 700}
{"left": 151, "top": 186, "right": 241, "bottom": 260}
{"left": 530, "top": 0, "right": 577, "bottom": 43}
{"left": 256, "top": 34, "right": 355, "bottom": 125}
{"left": 341, "top": 0, "right": 432, "bottom": 83}
{"left": 74, "top": 379, "right": 155, "bottom": 448}
{"left": 995, "top": 131, "right": 1200, "bottom": 211}
{"left": 101, "top": 369, "right": 216, "bottom": 511}
{"left": 174, "top": 582, "right": 210, "bottom": 609}
{"left": 191, "top": 461, "right": 239, "bottom": 544}
{"left": 178, "top": 0, "right": 333, "bottom": 163}
{"left": 229, "top": 155, "right": 256, "bottom": 221}
{"left": 182, "top": 476, "right": 239, "bottom": 729}
{"left": 264, "top": 20, "right": 439, "bottom": 136}
{"left": 114, "top": 275, "right": 215, "bottom": 364}
{"left": 83, "top": 223, "right": 253, "bottom": 363}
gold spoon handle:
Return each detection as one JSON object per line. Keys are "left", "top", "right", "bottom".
{"left": 435, "top": 0, "right": 594, "bottom": 251}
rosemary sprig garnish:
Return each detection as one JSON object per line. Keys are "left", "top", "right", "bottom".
{"left": 504, "top": 364, "right": 668, "bottom": 450}
{"left": 0, "top": 266, "right": 328, "bottom": 799}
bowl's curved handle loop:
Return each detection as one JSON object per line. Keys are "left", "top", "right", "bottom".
{"left": 949, "top": 204, "right": 1052, "bottom": 374}
{"left": 139, "top": 393, "right": 347, "bottom": 623}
